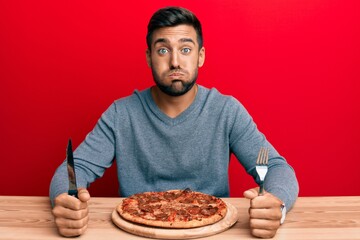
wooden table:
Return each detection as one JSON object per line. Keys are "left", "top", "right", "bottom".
{"left": 0, "top": 196, "right": 359, "bottom": 239}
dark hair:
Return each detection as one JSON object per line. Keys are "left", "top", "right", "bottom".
{"left": 146, "top": 7, "right": 203, "bottom": 50}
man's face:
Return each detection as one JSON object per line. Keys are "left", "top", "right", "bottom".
{"left": 146, "top": 24, "right": 205, "bottom": 96}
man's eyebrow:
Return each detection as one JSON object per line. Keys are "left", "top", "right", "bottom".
{"left": 153, "top": 38, "right": 196, "bottom": 46}
{"left": 153, "top": 38, "right": 168, "bottom": 46}
{"left": 179, "top": 38, "right": 195, "bottom": 44}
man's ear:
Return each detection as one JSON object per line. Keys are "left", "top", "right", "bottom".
{"left": 198, "top": 47, "right": 205, "bottom": 67}
{"left": 146, "top": 49, "right": 151, "bottom": 67}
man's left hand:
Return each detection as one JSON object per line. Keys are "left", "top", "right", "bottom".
{"left": 243, "top": 187, "right": 283, "bottom": 238}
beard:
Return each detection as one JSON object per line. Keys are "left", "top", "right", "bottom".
{"left": 152, "top": 68, "right": 198, "bottom": 97}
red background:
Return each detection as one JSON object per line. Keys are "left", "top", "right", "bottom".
{"left": 1, "top": 0, "right": 359, "bottom": 197}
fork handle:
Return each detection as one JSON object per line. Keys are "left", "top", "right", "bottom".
{"left": 259, "top": 183, "right": 265, "bottom": 196}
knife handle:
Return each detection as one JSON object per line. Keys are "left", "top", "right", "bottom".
{"left": 68, "top": 189, "right": 78, "bottom": 198}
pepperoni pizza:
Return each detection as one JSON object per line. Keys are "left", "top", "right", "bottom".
{"left": 117, "top": 189, "right": 227, "bottom": 228}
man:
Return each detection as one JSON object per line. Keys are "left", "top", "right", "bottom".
{"left": 50, "top": 7, "right": 298, "bottom": 238}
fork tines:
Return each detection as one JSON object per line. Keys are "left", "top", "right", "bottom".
{"left": 256, "top": 147, "right": 269, "bottom": 165}
{"left": 256, "top": 147, "right": 269, "bottom": 195}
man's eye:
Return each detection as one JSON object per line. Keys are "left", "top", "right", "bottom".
{"left": 182, "top": 48, "right": 191, "bottom": 54}
{"left": 158, "top": 48, "right": 168, "bottom": 55}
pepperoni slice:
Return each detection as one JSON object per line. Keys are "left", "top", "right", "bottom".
{"left": 139, "top": 204, "right": 153, "bottom": 213}
{"left": 180, "top": 197, "right": 194, "bottom": 204}
{"left": 155, "top": 213, "right": 169, "bottom": 220}
{"left": 186, "top": 205, "right": 201, "bottom": 214}
{"left": 200, "top": 206, "right": 218, "bottom": 216}
{"left": 164, "top": 192, "right": 178, "bottom": 200}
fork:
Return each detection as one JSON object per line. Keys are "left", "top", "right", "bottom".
{"left": 256, "top": 147, "right": 269, "bottom": 196}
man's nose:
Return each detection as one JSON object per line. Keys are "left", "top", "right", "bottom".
{"left": 170, "top": 51, "right": 180, "bottom": 69}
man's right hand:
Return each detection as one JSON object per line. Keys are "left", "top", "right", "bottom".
{"left": 52, "top": 188, "right": 90, "bottom": 237}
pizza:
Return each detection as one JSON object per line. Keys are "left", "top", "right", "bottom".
{"left": 117, "top": 189, "right": 227, "bottom": 228}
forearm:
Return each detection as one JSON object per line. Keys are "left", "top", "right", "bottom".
{"left": 227, "top": 98, "right": 299, "bottom": 209}
{"left": 49, "top": 162, "right": 68, "bottom": 207}
{"left": 263, "top": 159, "right": 299, "bottom": 210}
{"left": 49, "top": 161, "right": 91, "bottom": 207}
{"left": 49, "top": 103, "right": 117, "bottom": 206}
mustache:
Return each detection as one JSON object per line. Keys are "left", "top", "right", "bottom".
{"left": 168, "top": 69, "right": 188, "bottom": 75}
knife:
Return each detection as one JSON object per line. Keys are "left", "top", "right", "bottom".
{"left": 67, "top": 139, "right": 78, "bottom": 198}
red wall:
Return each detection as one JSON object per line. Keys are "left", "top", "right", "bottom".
{"left": 1, "top": 0, "right": 359, "bottom": 197}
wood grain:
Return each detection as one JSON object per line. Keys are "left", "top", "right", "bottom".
{"left": 0, "top": 196, "right": 359, "bottom": 239}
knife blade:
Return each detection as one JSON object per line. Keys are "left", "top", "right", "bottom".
{"left": 67, "top": 139, "right": 78, "bottom": 198}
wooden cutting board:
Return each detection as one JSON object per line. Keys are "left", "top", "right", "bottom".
{"left": 111, "top": 200, "right": 239, "bottom": 239}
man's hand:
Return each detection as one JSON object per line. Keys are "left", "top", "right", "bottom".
{"left": 52, "top": 188, "right": 90, "bottom": 237}
{"left": 243, "top": 187, "right": 283, "bottom": 239}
